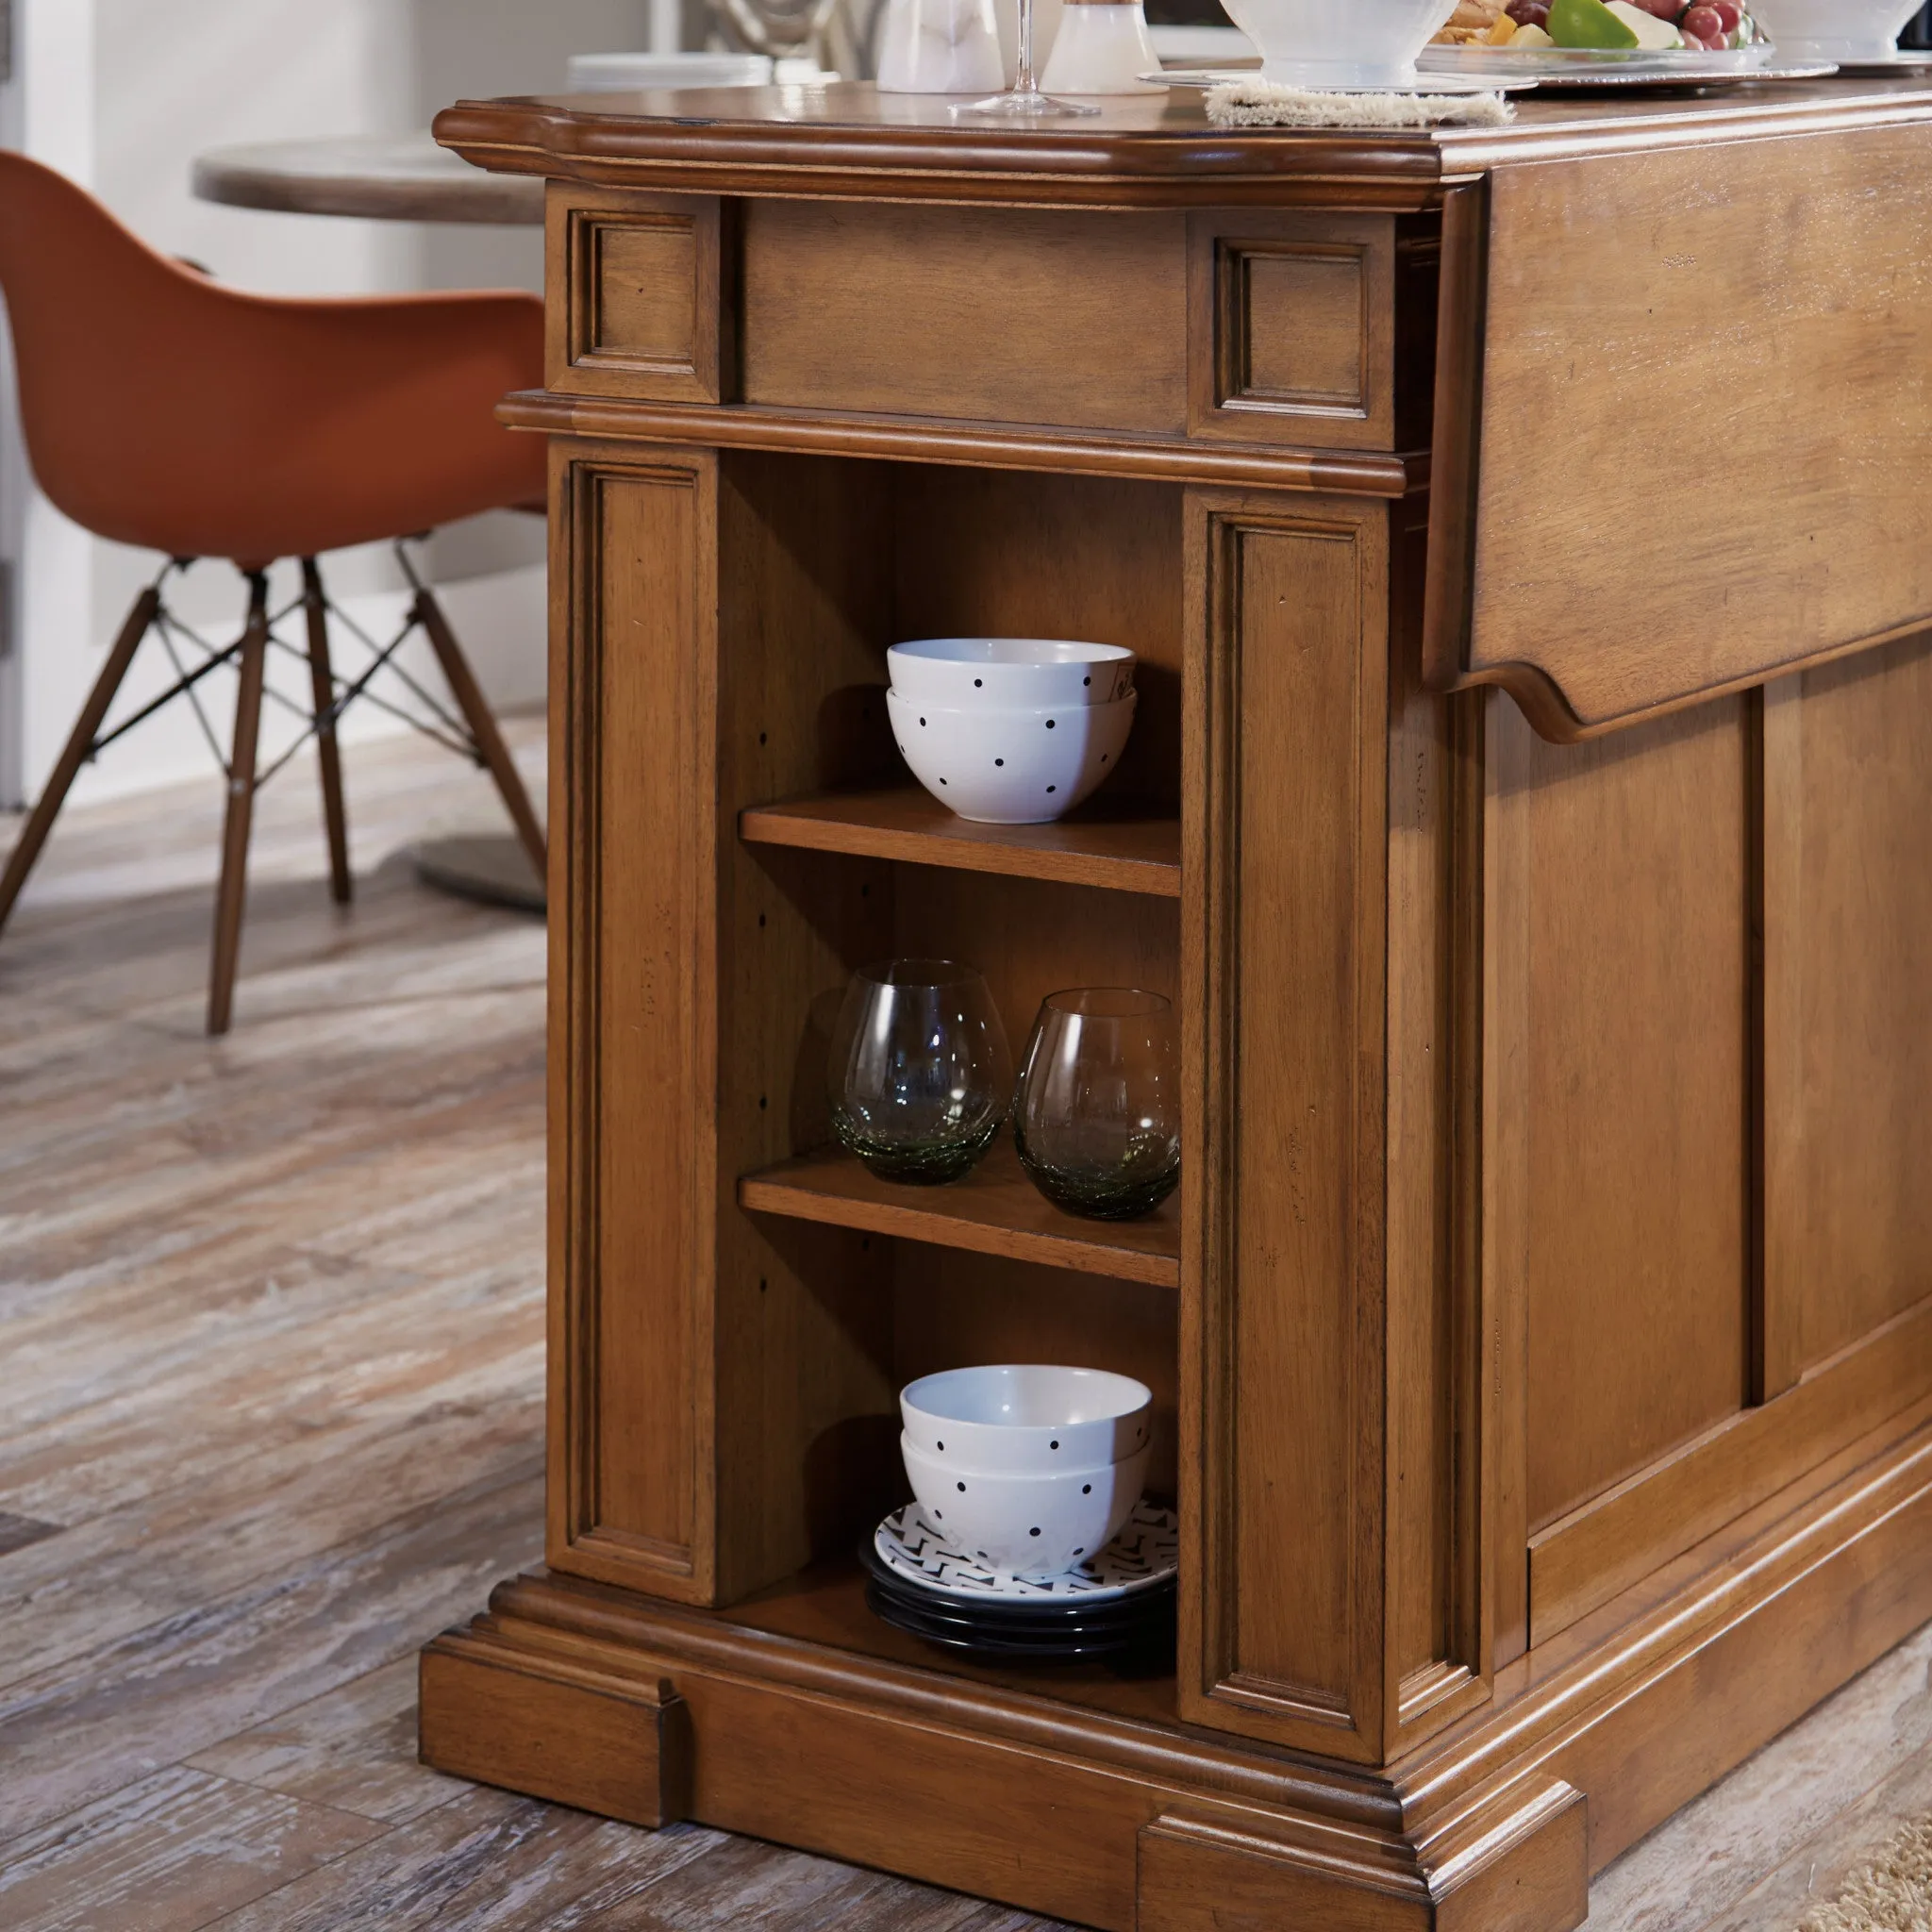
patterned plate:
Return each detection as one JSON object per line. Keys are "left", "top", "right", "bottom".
{"left": 860, "top": 1539, "right": 1173, "bottom": 1629}
{"left": 873, "top": 1500, "right": 1178, "bottom": 1604}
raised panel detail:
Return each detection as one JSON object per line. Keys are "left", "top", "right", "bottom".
{"left": 1188, "top": 213, "right": 1397, "bottom": 449}
{"left": 594, "top": 219, "right": 698, "bottom": 364}
{"left": 1483, "top": 694, "right": 1752, "bottom": 1550}
{"left": 1763, "top": 637, "right": 1932, "bottom": 1391}
{"left": 1184, "top": 490, "right": 1389, "bottom": 1758}
{"left": 552, "top": 446, "right": 718, "bottom": 1597}
{"left": 1237, "top": 247, "right": 1366, "bottom": 409}
{"left": 742, "top": 201, "right": 1187, "bottom": 435}
{"left": 550, "top": 189, "right": 729, "bottom": 403}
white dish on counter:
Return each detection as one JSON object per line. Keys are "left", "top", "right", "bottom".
{"left": 900, "top": 1363, "right": 1153, "bottom": 1472}
{"left": 901, "top": 1431, "right": 1149, "bottom": 1575}
{"left": 1746, "top": 0, "right": 1923, "bottom": 59}
{"left": 1208, "top": 0, "right": 1459, "bottom": 86}
{"left": 565, "top": 52, "right": 774, "bottom": 90}
{"left": 886, "top": 686, "right": 1136, "bottom": 825}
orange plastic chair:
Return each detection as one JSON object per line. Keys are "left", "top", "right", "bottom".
{"left": 0, "top": 151, "right": 548, "bottom": 1032}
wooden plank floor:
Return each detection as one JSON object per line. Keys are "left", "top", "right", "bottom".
{"left": 0, "top": 719, "right": 1924, "bottom": 1931}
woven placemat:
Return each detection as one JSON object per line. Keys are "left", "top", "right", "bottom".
{"left": 1799, "top": 1818, "right": 1932, "bottom": 1932}
{"left": 1205, "top": 81, "right": 1513, "bottom": 127}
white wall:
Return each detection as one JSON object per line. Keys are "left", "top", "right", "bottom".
{"left": 0, "top": 0, "right": 651, "bottom": 808}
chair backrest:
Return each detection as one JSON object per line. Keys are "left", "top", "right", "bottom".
{"left": 0, "top": 150, "right": 544, "bottom": 564}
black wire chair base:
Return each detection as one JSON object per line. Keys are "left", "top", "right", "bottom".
{"left": 88, "top": 545, "right": 494, "bottom": 794}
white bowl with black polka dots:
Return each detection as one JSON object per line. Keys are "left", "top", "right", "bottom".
{"left": 900, "top": 1430, "right": 1150, "bottom": 1577}
{"left": 901, "top": 1363, "right": 1152, "bottom": 1472}
{"left": 888, "top": 637, "right": 1136, "bottom": 708}
{"left": 886, "top": 687, "right": 1137, "bottom": 825}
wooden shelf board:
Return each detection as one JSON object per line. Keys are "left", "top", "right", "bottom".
{"left": 739, "top": 787, "right": 1181, "bottom": 897}
{"left": 725, "top": 1555, "right": 1179, "bottom": 1728}
{"left": 738, "top": 1138, "right": 1181, "bottom": 1288}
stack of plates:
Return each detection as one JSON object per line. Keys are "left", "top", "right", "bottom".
{"left": 863, "top": 1501, "right": 1178, "bottom": 1660}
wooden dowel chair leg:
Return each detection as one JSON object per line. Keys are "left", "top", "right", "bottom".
{"left": 208, "top": 572, "right": 271, "bottom": 1037}
{"left": 301, "top": 558, "right": 352, "bottom": 905}
{"left": 0, "top": 583, "right": 161, "bottom": 938}
{"left": 412, "top": 586, "right": 547, "bottom": 881}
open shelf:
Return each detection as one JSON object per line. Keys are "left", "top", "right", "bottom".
{"left": 740, "top": 786, "right": 1181, "bottom": 898}
{"left": 739, "top": 1137, "right": 1181, "bottom": 1289}
{"left": 724, "top": 1554, "right": 1179, "bottom": 1727}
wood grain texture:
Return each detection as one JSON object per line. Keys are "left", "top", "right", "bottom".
{"left": 741, "top": 201, "right": 1188, "bottom": 435}
{"left": 434, "top": 79, "right": 1932, "bottom": 214}
{"left": 740, "top": 1139, "right": 1179, "bottom": 1289}
{"left": 1444, "top": 126, "right": 1932, "bottom": 737}
{"left": 1587, "top": 1619, "right": 1932, "bottom": 1932}
{"left": 710, "top": 449, "right": 903, "bottom": 1597}
{"left": 551, "top": 446, "right": 717, "bottom": 1596}
{"left": 187, "top": 1658, "right": 466, "bottom": 1826}
{"left": 1761, "top": 638, "right": 1932, "bottom": 1390}
{"left": 0, "top": 1766, "right": 380, "bottom": 1932}
{"left": 3, "top": 715, "right": 1926, "bottom": 1925}
{"left": 1528, "top": 1296, "right": 1932, "bottom": 1645}
{"left": 739, "top": 789, "right": 1181, "bottom": 899}
{"left": 421, "top": 1643, "right": 691, "bottom": 1828}
{"left": 548, "top": 187, "right": 731, "bottom": 406}
{"left": 497, "top": 389, "right": 1420, "bottom": 500}
{"left": 1482, "top": 695, "right": 1752, "bottom": 1542}
{"left": 1186, "top": 211, "right": 1398, "bottom": 450}
{"left": 1384, "top": 519, "right": 1487, "bottom": 1749}
{"left": 1183, "top": 487, "right": 1390, "bottom": 1760}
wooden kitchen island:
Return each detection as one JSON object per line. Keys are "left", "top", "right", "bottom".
{"left": 421, "top": 81, "right": 1932, "bottom": 1930}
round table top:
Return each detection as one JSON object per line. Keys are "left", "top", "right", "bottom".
{"left": 191, "top": 132, "right": 544, "bottom": 225}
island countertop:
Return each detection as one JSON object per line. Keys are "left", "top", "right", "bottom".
{"left": 434, "top": 75, "right": 1932, "bottom": 207}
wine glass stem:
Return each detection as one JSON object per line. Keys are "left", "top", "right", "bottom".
{"left": 1016, "top": 0, "right": 1035, "bottom": 91}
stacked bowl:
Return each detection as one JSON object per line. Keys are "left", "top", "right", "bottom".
{"left": 886, "top": 639, "right": 1139, "bottom": 826}
{"left": 864, "top": 1365, "right": 1177, "bottom": 1659}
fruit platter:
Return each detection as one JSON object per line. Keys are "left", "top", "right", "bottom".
{"left": 1421, "top": 0, "right": 1840, "bottom": 81}
{"left": 1432, "top": 0, "right": 1769, "bottom": 54}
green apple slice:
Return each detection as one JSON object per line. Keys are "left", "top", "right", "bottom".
{"left": 1547, "top": 0, "right": 1641, "bottom": 47}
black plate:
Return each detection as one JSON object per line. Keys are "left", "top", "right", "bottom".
{"left": 866, "top": 1583, "right": 1174, "bottom": 1659}
{"left": 858, "top": 1534, "right": 1177, "bottom": 1624}
{"left": 867, "top": 1574, "right": 1173, "bottom": 1642}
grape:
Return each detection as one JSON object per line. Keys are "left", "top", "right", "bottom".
{"left": 1629, "top": 0, "right": 1679, "bottom": 15}
{"left": 1709, "top": 0, "right": 1740, "bottom": 25}
{"left": 1681, "top": 3, "right": 1723, "bottom": 39}
{"left": 1507, "top": 0, "right": 1551, "bottom": 23}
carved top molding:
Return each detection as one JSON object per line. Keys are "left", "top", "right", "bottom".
{"left": 435, "top": 78, "right": 1932, "bottom": 213}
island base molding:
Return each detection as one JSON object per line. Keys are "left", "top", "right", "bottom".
{"left": 420, "top": 1410, "right": 1932, "bottom": 1932}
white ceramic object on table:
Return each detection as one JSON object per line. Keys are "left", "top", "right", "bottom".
{"left": 1210, "top": 0, "right": 1458, "bottom": 85}
{"left": 886, "top": 687, "right": 1135, "bottom": 824}
{"left": 877, "top": 0, "right": 1007, "bottom": 90}
{"left": 888, "top": 637, "right": 1136, "bottom": 707}
{"left": 566, "top": 52, "right": 774, "bottom": 89}
{"left": 1039, "top": 0, "right": 1163, "bottom": 92}
{"left": 901, "top": 1363, "right": 1153, "bottom": 1471}
{"left": 901, "top": 1432, "right": 1150, "bottom": 1574}
{"left": 1746, "top": 0, "right": 1921, "bottom": 58}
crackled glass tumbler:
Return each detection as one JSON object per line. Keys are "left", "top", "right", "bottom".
{"left": 827, "top": 959, "right": 1013, "bottom": 1184}
{"left": 1012, "top": 988, "right": 1180, "bottom": 1220}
